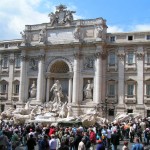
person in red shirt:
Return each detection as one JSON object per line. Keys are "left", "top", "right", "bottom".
{"left": 89, "top": 129, "right": 96, "bottom": 149}
{"left": 49, "top": 126, "right": 55, "bottom": 137}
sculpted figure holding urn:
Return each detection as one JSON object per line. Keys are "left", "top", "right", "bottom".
{"left": 83, "top": 80, "right": 93, "bottom": 100}
{"left": 29, "top": 81, "right": 37, "bottom": 98}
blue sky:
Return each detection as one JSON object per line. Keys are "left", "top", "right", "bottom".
{"left": 0, "top": 0, "right": 150, "bottom": 41}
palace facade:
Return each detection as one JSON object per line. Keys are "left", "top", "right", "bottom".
{"left": 0, "top": 5, "right": 150, "bottom": 119}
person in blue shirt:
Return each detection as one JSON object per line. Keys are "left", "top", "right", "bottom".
{"left": 132, "top": 138, "right": 144, "bottom": 150}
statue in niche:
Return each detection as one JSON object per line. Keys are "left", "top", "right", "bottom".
{"left": 39, "top": 28, "right": 47, "bottom": 43}
{"left": 50, "top": 80, "right": 64, "bottom": 103}
{"left": 29, "top": 81, "right": 37, "bottom": 98}
{"left": 83, "top": 80, "right": 93, "bottom": 100}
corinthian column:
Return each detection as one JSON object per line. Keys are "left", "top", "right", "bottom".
{"left": 94, "top": 46, "right": 103, "bottom": 104}
{"left": 72, "top": 53, "right": 80, "bottom": 104}
{"left": 37, "top": 50, "right": 45, "bottom": 103}
{"left": 19, "top": 51, "right": 27, "bottom": 102}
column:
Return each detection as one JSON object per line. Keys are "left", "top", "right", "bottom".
{"left": 19, "top": 50, "right": 26, "bottom": 102}
{"left": 94, "top": 46, "right": 103, "bottom": 104}
{"left": 137, "top": 47, "right": 144, "bottom": 104}
{"left": 118, "top": 47, "right": 125, "bottom": 105}
{"left": 37, "top": 50, "right": 45, "bottom": 102}
{"left": 72, "top": 53, "right": 80, "bottom": 104}
{"left": 68, "top": 78, "right": 73, "bottom": 103}
{"left": 46, "top": 78, "right": 50, "bottom": 102}
{"left": 8, "top": 53, "right": 14, "bottom": 101}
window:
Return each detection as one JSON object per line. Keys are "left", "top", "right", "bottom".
{"left": 108, "top": 84, "right": 115, "bottom": 96}
{"left": 1, "top": 84, "right": 7, "bottom": 94}
{"left": 2, "top": 56, "right": 8, "bottom": 68}
{"left": 147, "top": 35, "right": 150, "bottom": 40}
{"left": 146, "top": 84, "right": 150, "bottom": 97}
{"left": 15, "top": 84, "right": 19, "bottom": 94}
{"left": 15, "top": 54, "right": 21, "bottom": 68}
{"left": 147, "top": 110, "right": 150, "bottom": 117}
{"left": 127, "top": 109, "right": 133, "bottom": 113}
{"left": 4, "top": 44, "right": 8, "bottom": 48}
{"left": 1, "top": 104, "right": 5, "bottom": 112}
{"left": 110, "top": 36, "right": 115, "bottom": 42}
{"left": 109, "top": 53, "right": 115, "bottom": 66}
{"left": 109, "top": 109, "right": 114, "bottom": 116}
{"left": 128, "top": 52, "right": 134, "bottom": 64}
{"left": 128, "top": 36, "right": 133, "bottom": 41}
{"left": 127, "top": 84, "right": 134, "bottom": 96}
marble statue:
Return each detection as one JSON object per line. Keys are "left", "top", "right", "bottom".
{"left": 39, "top": 28, "right": 47, "bottom": 43}
{"left": 50, "top": 80, "right": 64, "bottom": 103}
{"left": 83, "top": 80, "right": 93, "bottom": 99}
{"left": 20, "top": 30, "right": 31, "bottom": 45}
{"left": 48, "top": 5, "right": 75, "bottom": 26}
{"left": 58, "top": 102, "right": 68, "bottom": 118}
{"left": 29, "top": 81, "right": 37, "bottom": 98}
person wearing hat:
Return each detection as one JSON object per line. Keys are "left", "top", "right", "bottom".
{"left": 96, "top": 139, "right": 105, "bottom": 150}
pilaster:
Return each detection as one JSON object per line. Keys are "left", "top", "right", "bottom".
{"left": 8, "top": 53, "right": 14, "bottom": 101}
{"left": 136, "top": 46, "right": 144, "bottom": 105}
{"left": 117, "top": 47, "right": 125, "bottom": 106}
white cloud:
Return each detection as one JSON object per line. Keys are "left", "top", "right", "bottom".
{"left": 107, "top": 25, "right": 124, "bottom": 33}
{"left": 0, "top": 0, "right": 52, "bottom": 40}
{"left": 130, "top": 24, "right": 150, "bottom": 32}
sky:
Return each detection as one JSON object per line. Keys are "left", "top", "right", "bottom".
{"left": 0, "top": 0, "right": 150, "bottom": 41}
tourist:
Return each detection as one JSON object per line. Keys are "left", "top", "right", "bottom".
{"left": 49, "top": 134, "right": 57, "bottom": 150}
{"left": 89, "top": 129, "right": 96, "bottom": 150}
{"left": 129, "top": 124, "right": 135, "bottom": 143}
{"left": 143, "top": 128, "right": 150, "bottom": 145}
{"left": 122, "top": 141, "right": 129, "bottom": 150}
{"left": 74, "top": 130, "right": 82, "bottom": 150}
{"left": 111, "top": 130, "right": 120, "bottom": 150}
{"left": 55, "top": 134, "right": 61, "bottom": 150}
{"left": 96, "top": 139, "right": 105, "bottom": 150}
{"left": 78, "top": 137, "right": 86, "bottom": 150}
{"left": 0, "top": 130, "right": 9, "bottom": 150}
{"left": 39, "top": 134, "right": 49, "bottom": 150}
{"left": 136, "top": 126, "right": 143, "bottom": 143}
{"left": 131, "top": 138, "right": 144, "bottom": 150}
{"left": 26, "top": 134, "right": 36, "bottom": 150}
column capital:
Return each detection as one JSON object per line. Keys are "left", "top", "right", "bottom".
{"left": 136, "top": 52, "right": 144, "bottom": 60}
{"left": 38, "top": 54, "right": 45, "bottom": 61}
{"left": 9, "top": 58, "right": 15, "bottom": 64}
{"left": 117, "top": 53, "right": 125, "bottom": 60}
{"left": 73, "top": 52, "right": 82, "bottom": 59}
{"left": 20, "top": 55, "right": 28, "bottom": 61}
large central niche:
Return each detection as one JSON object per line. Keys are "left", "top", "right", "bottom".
{"left": 50, "top": 61, "right": 69, "bottom": 73}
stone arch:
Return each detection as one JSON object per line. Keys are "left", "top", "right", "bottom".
{"left": 47, "top": 57, "right": 73, "bottom": 73}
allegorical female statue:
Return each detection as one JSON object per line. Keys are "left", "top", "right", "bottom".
{"left": 29, "top": 81, "right": 37, "bottom": 98}
{"left": 83, "top": 80, "right": 93, "bottom": 100}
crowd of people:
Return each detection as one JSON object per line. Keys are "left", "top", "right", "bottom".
{"left": 0, "top": 118, "right": 150, "bottom": 150}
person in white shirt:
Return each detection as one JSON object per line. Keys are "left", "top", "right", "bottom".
{"left": 49, "top": 134, "right": 57, "bottom": 150}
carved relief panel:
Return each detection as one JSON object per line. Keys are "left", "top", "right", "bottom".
{"left": 83, "top": 56, "right": 94, "bottom": 70}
